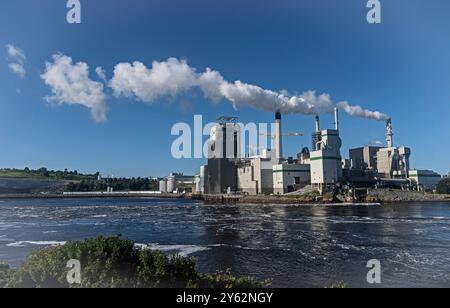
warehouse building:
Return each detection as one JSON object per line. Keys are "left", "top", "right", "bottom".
{"left": 408, "top": 170, "right": 442, "bottom": 191}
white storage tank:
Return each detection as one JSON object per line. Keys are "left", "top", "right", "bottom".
{"left": 159, "top": 180, "right": 167, "bottom": 193}
{"left": 199, "top": 166, "right": 206, "bottom": 193}
{"left": 166, "top": 176, "right": 176, "bottom": 193}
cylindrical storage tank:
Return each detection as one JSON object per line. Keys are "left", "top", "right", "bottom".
{"left": 195, "top": 176, "right": 201, "bottom": 193}
{"left": 159, "top": 180, "right": 167, "bottom": 193}
{"left": 166, "top": 176, "right": 176, "bottom": 193}
{"left": 199, "top": 166, "right": 206, "bottom": 194}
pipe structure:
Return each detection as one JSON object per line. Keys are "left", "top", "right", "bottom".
{"left": 334, "top": 107, "right": 340, "bottom": 131}
{"left": 386, "top": 118, "right": 394, "bottom": 148}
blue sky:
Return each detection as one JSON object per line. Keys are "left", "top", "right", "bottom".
{"left": 0, "top": 0, "right": 449, "bottom": 177}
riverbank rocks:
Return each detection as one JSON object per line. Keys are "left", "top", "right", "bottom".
{"left": 366, "top": 189, "right": 450, "bottom": 203}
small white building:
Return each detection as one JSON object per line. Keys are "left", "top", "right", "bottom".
{"left": 273, "top": 164, "right": 311, "bottom": 195}
{"left": 408, "top": 170, "right": 442, "bottom": 191}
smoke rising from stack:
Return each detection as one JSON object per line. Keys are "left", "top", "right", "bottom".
{"left": 108, "top": 58, "right": 387, "bottom": 121}
{"left": 109, "top": 57, "right": 389, "bottom": 121}
{"left": 337, "top": 101, "right": 390, "bottom": 121}
{"left": 40, "top": 54, "right": 390, "bottom": 123}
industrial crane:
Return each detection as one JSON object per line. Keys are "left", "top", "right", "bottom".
{"left": 259, "top": 132, "right": 304, "bottom": 139}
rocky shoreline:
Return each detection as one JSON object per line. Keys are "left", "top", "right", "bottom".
{"left": 365, "top": 189, "right": 450, "bottom": 203}
{"left": 194, "top": 189, "right": 450, "bottom": 205}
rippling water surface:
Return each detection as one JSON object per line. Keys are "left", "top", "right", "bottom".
{"left": 0, "top": 198, "right": 449, "bottom": 287}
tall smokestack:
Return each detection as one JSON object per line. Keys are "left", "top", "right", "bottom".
{"left": 312, "top": 113, "right": 322, "bottom": 151}
{"left": 275, "top": 111, "right": 283, "bottom": 161}
{"left": 386, "top": 118, "right": 394, "bottom": 147}
{"left": 334, "top": 107, "right": 339, "bottom": 131}
{"left": 315, "top": 113, "right": 320, "bottom": 133}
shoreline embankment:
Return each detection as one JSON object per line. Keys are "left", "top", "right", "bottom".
{"left": 0, "top": 189, "right": 449, "bottom": 205}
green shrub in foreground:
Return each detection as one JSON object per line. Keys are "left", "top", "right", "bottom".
{"left": 436, "top": 178, "right": 450, "bottom": 194}
{"left": 0, "top": 264, "right": 15, "bottom": 288}
{"left": 6, "top": 236, "right": 268, "bottom": 288}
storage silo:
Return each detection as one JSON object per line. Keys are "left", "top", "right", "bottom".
{"left": 159, "top": 180, "right": 167, "bottom": 193}
{"left": 166, "top": 176, "right": 176, "bottom": 193}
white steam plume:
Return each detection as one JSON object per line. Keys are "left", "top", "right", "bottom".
{"left": 107, "top": 57, "right": 388, "bottom": 121}
{"left": 41, "top": 54, "right": 107, "bottom": 123}
{"left": 337, "top": 101, "right": 389, "bottom": 121}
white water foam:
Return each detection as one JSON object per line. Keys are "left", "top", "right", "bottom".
{"left": 135, "top": 242, "right": 281, "bottom": 258}
{"left": 135, "top": 243, "right": 211, "bottom": 257}
{"left": 6, "top": 241, "right": 67, "bottom": 247}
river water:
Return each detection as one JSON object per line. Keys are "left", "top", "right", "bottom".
{"left": 0, "top": 198, "right": 449, "bottom": 288}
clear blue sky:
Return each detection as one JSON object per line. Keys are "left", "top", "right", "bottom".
{"left": 0, "top": 0, "right": 449, "bottom": 177}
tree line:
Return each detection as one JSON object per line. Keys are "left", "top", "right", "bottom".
{"left": 65, "top": 177, "right": 159, "bottom": 192}
{"left": 437, "top": 178, "right": 450, "bottom": 194}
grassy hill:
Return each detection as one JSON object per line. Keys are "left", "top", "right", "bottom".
{"left": 0, "top": 168, "right": 159, "bottom": 194}
{"left": 0, "top": 168, "right": 97, "bottom": 181}
{"left": 0, "top": 168, "right": 98, "bottom": 194}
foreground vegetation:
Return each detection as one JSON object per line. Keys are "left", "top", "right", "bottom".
{"left": 437, "top": 178, "right": 450, "bottom": 195}
{"left": 0, "top": 264, "right": 14, "bottom": 288}
{"left": 0, "top": 236, "right": 267, "bottom": 288}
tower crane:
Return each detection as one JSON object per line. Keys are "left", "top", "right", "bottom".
{"left": 259, "top": 132, "right": 304, "bottom": 139}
